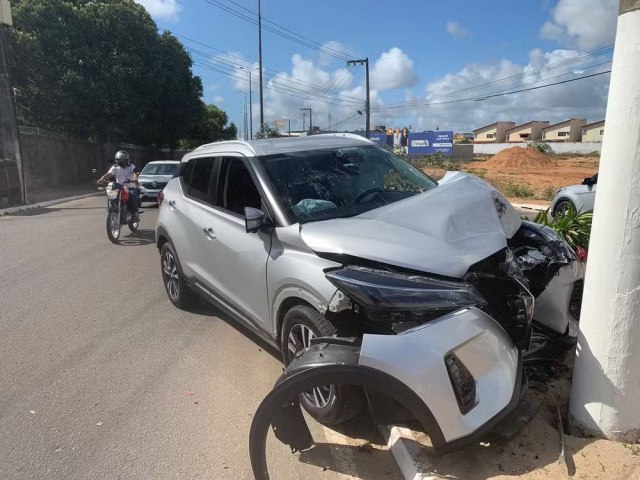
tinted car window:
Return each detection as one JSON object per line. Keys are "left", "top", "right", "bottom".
{"left": 261, "top": 145, "right": 437, "bottom": 223}
{"left": 188, "top": 157, "right": 215, "bottom": 203}
{"left": 180, "top": 160, "right": 194, "bottom": 186}
{"left": 217, "top": 157, "right": 262, "bottom": 216}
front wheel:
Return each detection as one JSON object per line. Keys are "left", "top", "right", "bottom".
{"left": 160, "top": 242, "right": 199, "bottom": 309}
{"left": 106, "top": 211, "right": 121, "bottom": 243}
{"left": 281, "top": 305, "right": 365, "bottom": 426}
{"left": 553, "top": 199, "right": 576, "bottom": 217}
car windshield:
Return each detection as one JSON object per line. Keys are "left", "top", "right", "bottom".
{"left": 260, "top": 145, "right": 438, "bottom": 223}
{"left": 141, "top": 163, "right": 179, "bottom": 176}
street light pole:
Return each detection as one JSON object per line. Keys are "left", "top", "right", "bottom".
{"left": 258, "top": 0, "right": 264, "bottom": 128}
{"left": 237, "top": 90, "right": 247, "bottom": 140}
{"left": 0, "top": 1, "right": 26, "bottom": 203}
{"left": 347, "top": 58, "right": 370, "bottom": 138}
{"left": 300, "top": 107, "right": 312, "bottom": 133}
{"left": 249, "top": 70, "right": 253, "bottom": 139}
{"left": 569, "top": 0, "right": 640, "bottom": 443}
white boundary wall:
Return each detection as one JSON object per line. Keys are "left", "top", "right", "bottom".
{"left": 474, "top": 142, "right": 602, "bottom": 155}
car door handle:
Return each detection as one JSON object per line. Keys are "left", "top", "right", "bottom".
{"left": 203, "top": 227, "right": 216, "bottom": 240}
{"left": 168, "top": 199, "right": 177, "bottom": 208}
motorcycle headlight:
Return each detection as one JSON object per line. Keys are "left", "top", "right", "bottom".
{"left": 106, "top": 187, "right": 118, "bottom": 200}
{"left": 325, "top": 266, "right": 486, "bottom": 329}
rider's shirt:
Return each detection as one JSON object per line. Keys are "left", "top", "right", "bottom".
{"left": 108, "top": 164, "right": 138, "bottom": 186}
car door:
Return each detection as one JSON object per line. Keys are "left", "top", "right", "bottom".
{"left": 192, "top": 155, "right": 272, "bottom": 332}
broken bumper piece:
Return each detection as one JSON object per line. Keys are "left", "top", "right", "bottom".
{"left": 249, "top": 308, "right": 524, "bottom": 479}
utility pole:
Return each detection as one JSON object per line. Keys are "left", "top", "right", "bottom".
{"left": 237, "top": 90, "right": 248, "bottom": 140}
{"left": 257, "top": 0, "right": 264, "bottom": 128}
{"left": 249, "top": 69, "right": 253, "bottom": 139}
{"left": 301, "top": 113, "right": 306, "bottom": 132}
{"left": 347, "top": 58, "right": 370, "bottom": 138}
{"left": 300, "top": 107, "right": 311, "bottom": 133}
{"left": 569, "top": 0, "right": 640, "bottom": 443}
{"left": 328, "top": 113, "right": 331, "bottom": 131}
{"left": 0, "top": 1, "right": 26, "bottom": 203}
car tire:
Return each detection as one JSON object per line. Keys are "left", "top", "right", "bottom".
{"left": 553, "top": 199, "right": 575, "bottom": 217}
{"left": 160, "top": 242, "right": 199, "bottom": 310}
{"left": 280, "top": 305, "right": 365, "bottom": 426}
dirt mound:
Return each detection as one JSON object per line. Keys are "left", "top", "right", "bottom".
{"left": 483, "top": 146, "right": 557, "bottom": 170}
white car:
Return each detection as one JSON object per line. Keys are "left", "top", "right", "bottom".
{"left": 155, "top": 134, "right": 583, "bottom": 451}
{"left": 138, "top": 160, "right": 180, "bottom": 203}
{"left": 551, "top": 174, "right": 597, "bottom": 217}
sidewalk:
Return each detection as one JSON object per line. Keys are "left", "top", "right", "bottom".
{"left": 0, "top": 185, "right": 101, "bottom": 216}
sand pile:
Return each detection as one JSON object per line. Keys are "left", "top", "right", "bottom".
{"left": 482, "top": 146, "right": 557, "bottom": 170}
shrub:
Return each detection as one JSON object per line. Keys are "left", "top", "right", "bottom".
{"left": 539, "top": 185, "right": 557, "bottom": 201}
{"left": 499, "top": 182, "right": 535, "bottom": 198}
{"left": 532, "top": 206, "right": 593, "bottom": 251}
{"left": 528, "top": 141, "right": 553, "bottom": 155}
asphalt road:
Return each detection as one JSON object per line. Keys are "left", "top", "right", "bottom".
{"left": 0, "top": 197, "right": 400, "bottom": 480}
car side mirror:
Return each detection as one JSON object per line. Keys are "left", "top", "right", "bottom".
{"left": 581, "top": 177, "right": 592, "bottom": 186}
{"left": 245, "top": 207, "right": 266, "bottom": 233}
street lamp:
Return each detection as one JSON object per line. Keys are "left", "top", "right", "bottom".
{"left": 240, "top": 66, "right": 257, "bottom": 139}
{"left": 237, "top": 90, "right": 248, "bottom": 140}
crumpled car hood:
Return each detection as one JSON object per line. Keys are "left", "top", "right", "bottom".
{"left": 300, "top": 172, "right": 521, "bottom": 278}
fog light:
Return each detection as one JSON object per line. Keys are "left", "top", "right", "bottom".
{"left": 445, "top": 353, "right": 476, "bottom": 415}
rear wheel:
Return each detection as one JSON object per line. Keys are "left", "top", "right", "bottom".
{"left": 281, "top": 305, "right": 365, "bottom": 426}
{"left": 160, "top": 242, "right": 199, "bottom": 309}
{"left": 106, "top": 211, "right": 121, "bottom": 243}
{"left": 554, "top": 199, "right": 575, "bottom": 217}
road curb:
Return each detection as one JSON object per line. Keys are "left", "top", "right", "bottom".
{"left": 378, "top": 425, "right": 440, "bottom": 480}
{"left": 510, "top": 202, "right": 549, "bottom": 211}
{"left": 0, "top": 192, "right": 101, "bottom": 216}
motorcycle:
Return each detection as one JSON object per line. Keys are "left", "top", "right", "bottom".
{"left": 105, "top": 181, "right": 140, "bottom": 243}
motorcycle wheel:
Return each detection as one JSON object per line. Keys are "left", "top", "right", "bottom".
{"left": 106, "top": 211, "right": 121, "bottom": 243}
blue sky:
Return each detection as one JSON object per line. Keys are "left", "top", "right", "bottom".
{"left": 136, "top": 0, "right": 617, "bottom": 135}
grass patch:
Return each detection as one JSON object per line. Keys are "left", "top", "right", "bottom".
{"left": 498, "top": 182, "right": 535, "bottom": 199}
{"left": 537, "top": 185, "right": 557, "bottom": 201}
{"left": 464, "top": 168, "right": 487, "bottom": 178}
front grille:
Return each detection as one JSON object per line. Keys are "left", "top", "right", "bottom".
{"left": 141, "top": 181, "right": 167, "bottom": 189}
{"left": 445, "top": 353, "right": 476, "bottom": 414}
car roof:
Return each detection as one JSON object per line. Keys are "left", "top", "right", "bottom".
{"left": 143, "top": 160, "right": 180, "bottom": 165}
{"left": 183, "top": 133, "right": 373, "bottom": 162}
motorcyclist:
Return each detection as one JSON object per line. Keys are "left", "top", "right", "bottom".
{"left": 97, "top": 150, "right": 140, "bottom": 222}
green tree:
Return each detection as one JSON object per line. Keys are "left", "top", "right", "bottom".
{"left": 11, "top": 0, "right": 203, "bottom": 146}
{"left": 181, "top": 104, "right": 237, "bottom": 149}
{"left": 255, "top": 123, "right": 280, "bottom": 139}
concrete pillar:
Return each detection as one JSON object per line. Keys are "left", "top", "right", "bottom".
{"left": 569, "top": 0, "right": 640, "bottom": 442}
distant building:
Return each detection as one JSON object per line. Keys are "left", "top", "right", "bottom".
{"left": 582, "top": 120, "right": 605, "bottom": 142}
{"left": 506, "top": 121, "right": 549, "bottom": 142}
{"left": 542, "top": 118, "right": 587, "bottom": 142}
{"left": 472, "top": 121, "right": 515, "bottom": 143}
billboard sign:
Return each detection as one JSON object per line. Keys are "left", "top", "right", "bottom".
{"left": 272, "top": 119, "right": 287, "bottom": 128}
{"left": 407, "top": 131, "right": 453, "bottom": 156}
{"left": 369, "top": 132, "right": 389, "bottom": 145}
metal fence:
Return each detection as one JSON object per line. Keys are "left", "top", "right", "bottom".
{"left": 18, "top": 125, "right": 67, "bottom": 139}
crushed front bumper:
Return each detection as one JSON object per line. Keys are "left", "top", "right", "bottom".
{"left": 249, "top": 308, "right": 524, "bottom": 478}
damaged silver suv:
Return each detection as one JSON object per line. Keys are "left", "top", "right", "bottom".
{"left": 156, "top": 134, "right": 582, "bottom": 446}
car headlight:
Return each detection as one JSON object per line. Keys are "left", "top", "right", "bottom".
{"left": 325, "top": 266, "right": 486, "bottom": 329}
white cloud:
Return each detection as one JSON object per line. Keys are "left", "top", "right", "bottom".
{"left": 371, "top": 48, "right": 418, "bottom": 90}
{"left": 446, "top": 21, "right": 470, "bottom": 39}
{"left": 135, "top": 0, "right": 183, "bottom": 22}
{"left": 540, "top": 0, "right": 617, "bottom": 50}
{"left": 212, "top": 96, "right": 224, "bottom": 104}
{"left": 398, "top": 48, "right": 610, "bottom": 132}
{"left": 318, "top": 41, "right": 355, "bottom": 66}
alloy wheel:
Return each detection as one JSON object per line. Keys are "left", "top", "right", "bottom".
{"left": 287, "top": 324, "right": 334, "bottom": 409}
{"left": 110, "top": 212, "right": 120, "bottom": 239}
{"left": 163, "top": 252, "right": 180, "bottom": 300}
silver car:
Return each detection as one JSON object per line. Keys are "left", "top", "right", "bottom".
{"left": 138, "top": 160, "right": 180, "bottom": 203}
{"left": 551, "top": 174, "right": 598, "bottom": 217}
{"left": 155, "top": 134, "right": 582, "bottom": 448}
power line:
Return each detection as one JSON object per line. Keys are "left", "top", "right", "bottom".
{"left": 371, "top": 69, "right": 611, "bottom": 112}
{"left": 162, "top": 29, "right": 362, "bottom": 104}
{"left": 222, "top": 0, "right": 351, "bottom": 60}
{"left": 375, "top": 45, "right": 614, "bottom": 110}
{"left": 201, "top": 0, "right": 351, "bottom": 61}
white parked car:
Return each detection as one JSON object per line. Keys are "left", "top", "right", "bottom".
{"left": 138, "top": 160, "right": 180, "bottom": 203}
{"left": 551, "top": 174, "right": 597, "bottom": 217}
